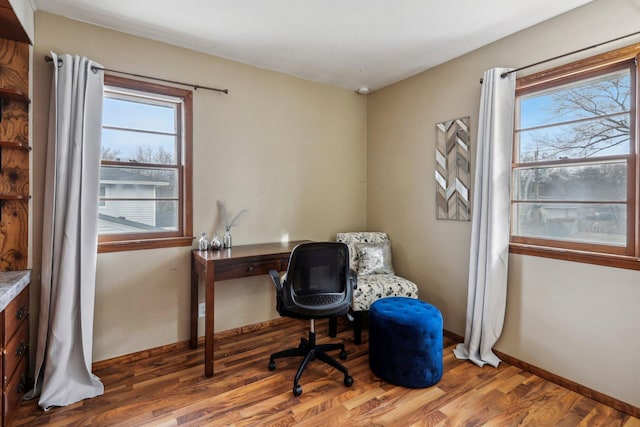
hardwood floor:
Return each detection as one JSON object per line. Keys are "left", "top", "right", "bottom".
{"left": 13, "top": 319, "right": 640, "bottom": 426}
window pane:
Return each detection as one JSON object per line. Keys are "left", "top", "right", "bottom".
{"left": 518, "top": 69, "right": 631, "bottom": 129}
{"left": 516, "top": 113, "right": 631, "bottom": 162}
{"left": 512, "top": 202, "right": 626, "bottom": 246}
{"left": 103, "top": 96, "right": 176, "bottom": 133}
{"left": 102, "top": 129, "right": 176, "bottom": 164}
{"left": 513, "top": 162, "right": 627, "bottom": 202}
{"left": 98, "top": 200, "right": 178, "bottom": 234}
{"left": 100, "top": 167, "right": 178, "bottom": 198}
{"left": 99, "top": 185, "right": 106, "bottom": 207}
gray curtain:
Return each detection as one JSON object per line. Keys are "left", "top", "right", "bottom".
{"left": 453, "top": 68, "right": 515, "bottom": 368}
{"left": 26, "top": 52, "right": 104, "bottom": 409}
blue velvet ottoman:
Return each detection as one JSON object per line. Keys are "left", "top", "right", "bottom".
{"left": 369, "top": 297, "right": 443, "bottom": 388}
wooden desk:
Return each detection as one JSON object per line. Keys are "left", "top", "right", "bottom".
{"left": 191, "top": 240, "right": 307, "bottom": 377}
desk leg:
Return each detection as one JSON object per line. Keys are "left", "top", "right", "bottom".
{"left": 204, "top": 261, "right": 215, "bottom": 377}
{"left": 190, "top": 258, "right": 199, "bottom": 349}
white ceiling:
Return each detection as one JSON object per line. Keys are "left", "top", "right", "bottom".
{"left": 32, "top": 0, "right": 593, "bottom": 92}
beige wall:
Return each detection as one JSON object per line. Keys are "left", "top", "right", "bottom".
{"left": 31, "top": 12, "right": 367, "bottom": 362}
{"left": 367, "top": 0, "right": 640, "bottom": 408}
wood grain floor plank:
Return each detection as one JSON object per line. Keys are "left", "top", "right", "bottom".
{"left": 625, "top": 417, "right": 640, "bottom": 427}
{"left": 373, "top": 386, "right": 446, "bottom": 426}
{"left": 12, "top": 318, "right": 639, "bottom": 426}
{"left": 579, "top": 403, "right": 630, "bottom": 427}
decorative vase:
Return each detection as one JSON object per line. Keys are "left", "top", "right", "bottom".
{"left": 210, "top": 234, "right": 222, "bottom": 250}
{"left": 198, "top": 232, "right": 209, "bottom": 251}
{"left": 223, "top": 229, "right": 232, "bottom": 249}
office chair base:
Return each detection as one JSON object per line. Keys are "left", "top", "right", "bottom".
{"left": 269, "top": 330, "right": 353, "bottom": 397}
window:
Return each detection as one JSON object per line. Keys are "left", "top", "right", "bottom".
{"left": 99, "top": 185, "right": 106, "bottom": 207}
{"left": 98, "top": 75, "right": 193, "bottom": 252}
{"left": 511, "top": 45, "right": 640, "bottom": 269}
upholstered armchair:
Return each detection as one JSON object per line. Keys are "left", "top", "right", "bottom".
{"left": 331, "top": 232, "right": 419, "bottom": 344}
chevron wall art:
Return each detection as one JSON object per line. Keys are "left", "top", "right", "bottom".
{"left": 435, "top": 116, "right": 471, "bottom": 221}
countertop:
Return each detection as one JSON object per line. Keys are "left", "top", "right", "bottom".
{"left": 0, "top": 270, "right": 30, "bottom": 312}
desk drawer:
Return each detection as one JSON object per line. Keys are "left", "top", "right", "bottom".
{"left": 3, "top": 287, "right": 28, "bottom": 346}
{"left": 215, "top": 260, "right": 284, "bottom": 281}
{"left": 4, "top": 319, "right": 28, "bottom": 386}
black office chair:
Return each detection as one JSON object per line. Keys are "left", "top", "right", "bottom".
{"left": 268, "top": 241, "right": 355, "bottom": 397}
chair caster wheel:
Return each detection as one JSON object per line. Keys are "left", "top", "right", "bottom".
{"left": 268, "top": 360, "right": 276, "bottom": 371}
{"left": 339, "top": 350, "right": 347, "bottom": 360}
{"left": 293, "top": 384, "right": 303, "bottom": 397}
{"left": 344, "top": 375, "right": 354, "bottom": 387}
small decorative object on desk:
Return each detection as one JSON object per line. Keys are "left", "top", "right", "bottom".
{"left": 223, "top": 229, "right": 232, "bottom": 248}
{"left": 218, "top": 200, "right": 248, "bottom": 249}
{"left": 210, "top": 234, "right": 222, "bottom": 250}
{"left": 198, "top": 232, "right": 209, "bottom": 251}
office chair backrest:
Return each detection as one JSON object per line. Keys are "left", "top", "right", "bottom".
{"left": 278, "top": 242, "right": 352, "bottom": 319}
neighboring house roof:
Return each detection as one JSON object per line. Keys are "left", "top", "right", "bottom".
{"left": 98, "top": 213, "right": 165, "bottom": 233}
{"left": 100, "top": 167, "right": 170, "bottom": 186}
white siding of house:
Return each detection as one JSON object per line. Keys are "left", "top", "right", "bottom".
{"left": 99, "top": 184, "right": 157, "bottom": 226}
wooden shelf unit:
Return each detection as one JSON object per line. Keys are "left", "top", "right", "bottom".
{"left": 0, "top": 15, "right": 31, "bottom": 424}
{"left": 0, "top": 141, "right": 30, "bottom": 151}
{"left": 0, "top": 88, "right": 29, "bottom": 104}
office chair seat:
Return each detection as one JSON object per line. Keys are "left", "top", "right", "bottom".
{"left": 296, "top": 293, "right": 344, "bottom": 306}
{"left": 268, "top": 242, "right": 355, "bottom": 397}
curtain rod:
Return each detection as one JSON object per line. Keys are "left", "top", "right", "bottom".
{"left": 501, "top": 29, "right": 640, "bottom": 78}
{"left": 45, "top": 55, "right": 228, "bottom": 94}
{"left": 480, "top": 29, "right": 640, "bottom": 83}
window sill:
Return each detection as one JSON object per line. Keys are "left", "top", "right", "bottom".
{"left": 98, "top": 236, "right": 195, "bottom": 253}
{"left": 509, "top": 243, "right": 640, "bottom": 271}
